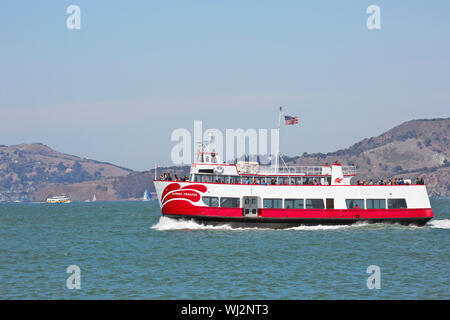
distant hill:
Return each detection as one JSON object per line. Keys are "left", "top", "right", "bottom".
{"left": 0, "top": 143, "right": 133, "bottom": 201}
{"left": 28, "top": 165, "right": 189, "bottom": 202}
{"left": 284, "top": 118, "right": 450, "bottom": 196}
{"left": 2, "top": 117, "right": 449, "bottom": 202}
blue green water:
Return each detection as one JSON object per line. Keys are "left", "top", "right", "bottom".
{"left": 0, "top": 199, "right": 448, "bottom": 299}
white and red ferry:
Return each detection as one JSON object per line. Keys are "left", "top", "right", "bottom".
{"left": 154, "top": 118, "right": 433, "bottom": 228}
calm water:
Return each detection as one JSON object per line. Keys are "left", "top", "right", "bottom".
{"left": 0, "top": 199, "right": 448, "bottom": 299}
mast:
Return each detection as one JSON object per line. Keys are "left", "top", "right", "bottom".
{"left": 275, "top": 106, "right": 283, "bottom": 173}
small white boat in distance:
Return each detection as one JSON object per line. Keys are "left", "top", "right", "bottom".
{"left": 47, "top": 195, "right": 71, "bottom": 203}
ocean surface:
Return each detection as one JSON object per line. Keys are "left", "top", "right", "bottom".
{"left": 0, "top": 199, "right": 448, "bottom": 300}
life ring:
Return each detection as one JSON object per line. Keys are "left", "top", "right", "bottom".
{"left": 214, "top": 166, "right": 224, "bottom": 174}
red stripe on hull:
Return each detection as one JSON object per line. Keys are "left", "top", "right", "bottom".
{"left": 161, "top": 200, "right": 433, "bottom": 220}
{"left": 261, "top": 208, "right": 433, "bottom": 219}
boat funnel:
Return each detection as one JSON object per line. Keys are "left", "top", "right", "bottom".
{"left": 331, "top": 163, "right": 344, "bottom": 185}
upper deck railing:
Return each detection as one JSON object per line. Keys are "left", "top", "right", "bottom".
{"left": 255, "top": 165, "right": 357, "bottom": 176}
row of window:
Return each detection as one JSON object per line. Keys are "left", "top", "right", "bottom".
{"left": 194, "top": 174, "right": 330, "bottom": 185}
{"left": 263, "top": 198, "right": 325, "bottom": 209}
{"left": 346, "top": 198, "right": 407, "bottom": 209}
{"left": 203, "top": 196, "right": 240, "bottom": 208}
{"left": 202, "top": 196, "right": 407, "bottom": 209}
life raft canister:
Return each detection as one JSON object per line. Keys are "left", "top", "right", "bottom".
{"left": 214, "top": 166, "right": 224, "bottom": 174}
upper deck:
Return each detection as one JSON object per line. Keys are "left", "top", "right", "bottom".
{"left": 189, "top": 132, "right": 355, "bottom": 185}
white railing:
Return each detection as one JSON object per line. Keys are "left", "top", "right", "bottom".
{"left": 254, "top": 165, "right": 357, "bottom": 176}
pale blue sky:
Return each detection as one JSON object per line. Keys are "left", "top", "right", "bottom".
{"left": 0, "top": 1, "right": 449, "bottom": 170}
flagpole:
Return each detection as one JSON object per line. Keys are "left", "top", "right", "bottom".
{"left": 275, "top": 106, "right": 282, "bottom": 173}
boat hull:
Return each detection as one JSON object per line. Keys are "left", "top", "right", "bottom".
{"left": 163, "top": 213, "right": 432, "bottom": 228}
{"left": 154, "top": 181, "right": 434, "bottom": 228}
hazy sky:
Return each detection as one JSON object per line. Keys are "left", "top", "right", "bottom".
{"left": 1, "top": 1, "right": 449, "bottom": 170}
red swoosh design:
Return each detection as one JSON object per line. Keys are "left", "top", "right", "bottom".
{"left": 161, "top": 183, "right": 207, "bottom": 207}
{"left": 181, "top": 184, "right": 207, "bottom": 193}
{"left": 161, "top": 183, "right": 181, "bottom": 201}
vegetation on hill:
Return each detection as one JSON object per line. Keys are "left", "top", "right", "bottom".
{"left": 0, "top": 143, "right": 132, "bottom": 201}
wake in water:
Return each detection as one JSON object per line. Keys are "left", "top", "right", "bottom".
{"left": 427, "top": 219, "right": 450, "bottom": 229}
{"left": 151, "top": 216, "right": 236, "bottom": 231}
{"left": 151, "top": 216, "right": 369, "bottom": 231}
{"left": 151, "top": 216, "right": 450, "bottom": 231}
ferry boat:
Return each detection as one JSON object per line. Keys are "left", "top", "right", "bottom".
{"left": 46, "top": 195, "right": 71, "bottom": 203}
{"left": 154, "top": 112, "right": 433, "bottom": 228}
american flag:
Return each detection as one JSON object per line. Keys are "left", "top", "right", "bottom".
{"left": 284, "top": 115, "right": 298, "bottom": 125}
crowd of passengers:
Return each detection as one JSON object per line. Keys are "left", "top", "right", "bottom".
{"left": 159, "top": 172, "right": 425, "bottom": 186}
{"left": 159, "top": 173, "right": 189, "bottom": 181}
{"left": 357, "top": 177, "right": 424, "bottom": 185}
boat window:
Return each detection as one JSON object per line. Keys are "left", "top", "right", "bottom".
{"left": 263, "top": 199, "right": 282, "bottom": 209}
{"left": 201, "top": 175, "right": 213, "bottom": 183}
{"left": 229, "top": 176, "right": 238, "bottom": 184}
{"left": 295, "top": 177, "right": 303, "bottom": 185}
{"left": 278, "top": 177, "right": 288, "bottom": 185}
{"left": 244, "top": 176, "right": 252, "bottom": 184}
{"left": 305, "top": 199, "right": 325, "bottom": 209}
{"left": 202, "top": 196, "right": 219, "bottom": 207}
{"left": 220, "top": 197, "right": 240, "bottom": 208}
{"left": 346, "top": 199, "right": 364, "bottom": 209}
{"left": 388, "top": 199, "right": 407, "bottom": 209}
{"left": 284, "top": 199, "right": 304, "bottom": 209}
{"left": 366, "top": 199, "right": 386, "bottom": 209}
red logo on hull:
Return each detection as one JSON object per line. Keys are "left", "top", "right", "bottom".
{"left": 334, "top": 178, "right": 343, "bottom": 183}
{"left": 161, "top": 183, "right": 207, "bottom": 207}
